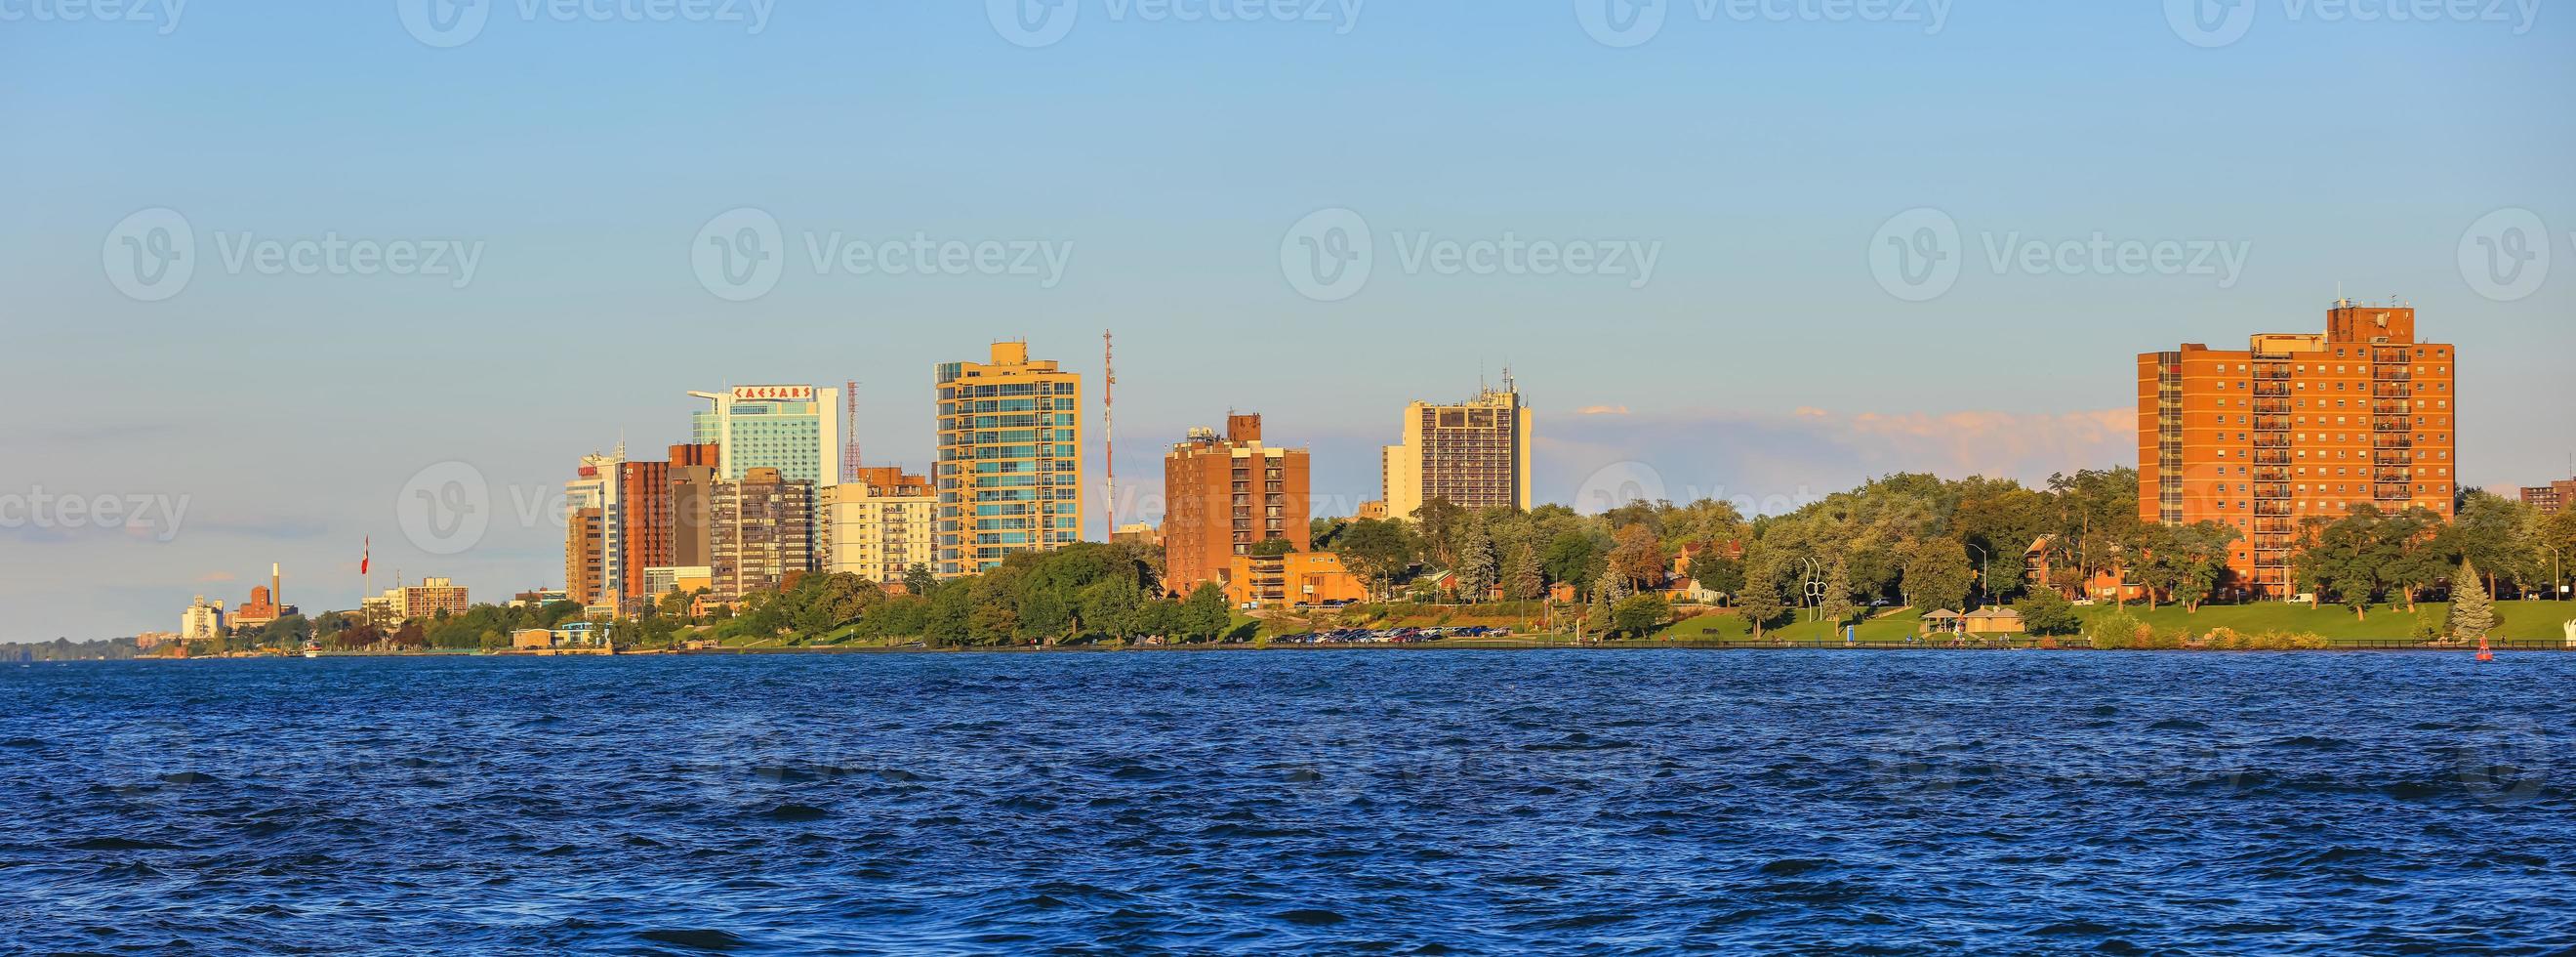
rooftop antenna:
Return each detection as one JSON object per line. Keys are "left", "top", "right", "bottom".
{"left": 1102, "top": 329, "right": 1116, "bottom": 537}
{"left": 843, "top": 381, "right": 862, "bottom": 483}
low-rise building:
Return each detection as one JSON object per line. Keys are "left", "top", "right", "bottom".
{"left": 1224, "top": 551, "right": 1368, "bottom": 609}
{"left": 369, "top": 577, "right": 470, "bottom": 620}
{"left": 2523, "top": 478, "right": 2575, "bottom": 516}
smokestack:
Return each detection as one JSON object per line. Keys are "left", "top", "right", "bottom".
{"left": 272, "top": 562, "right": 281, "bottom": 606}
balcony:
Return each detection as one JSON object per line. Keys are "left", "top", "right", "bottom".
{"left": 2373, "top": 399, "right": 2411, "bottom": 414}
{"left": 2254, "top": 519, "right": 2294, "bottom": 534}
{"left": 2375, "top": 467, "right": 2413, "bottom": 482}
{"left": 2254, "top": 534, "right": 2294, "bottom": 552}
{"left": 2255, "top": 502, "right": 2293, "bottom": 516}
{"left": 2253, "top": 416, "right": 2291, "bottom": 431}
{"left": 2374, "top": 347, "right": 2412, "bottom": 363}
{"left": 2373, "top": 416, "right": 2413, "bottom": 431}
{"left": 2252, "top": 435, "right": 2291, "bottom": 448}
{"left": 2252, "top": 467, "right": 2290, "bottom": 482}
{"left": 2253, "top": 449, "right": 2291, "bottom": 465}
{"left": 2374, "top": 368, "right": 2413, "bottom": 381}
{"left": 2253, "top": 482, "right": 2291, "bottom": 498}
{"left": 2374, "top": 451, "right": 2410, "bottom": 466}
{"left": 2254, "top": 383, "right": 2291, "bottom": 396}
{"left": 2252, "top": 367, "right": 2291, "bottom": 381}
{"left": 2253, "top": 399, "right": 2293, "bottom": 415}
{"left": 2375, "top": 483, "right": 2411, "bottom": 500}
{"left": 2373, "top": 436, "right": 2414, "bottom": 449}
{"left": 2373, "top": 385, "right": 2411, "bottom": 398}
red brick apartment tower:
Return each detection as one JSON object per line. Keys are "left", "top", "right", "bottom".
{"left": 1162, "top": 414, "right": 1312, "bottom": 596}
{"left": 2139, "top": 303, "right": 2459, "bottom": 599}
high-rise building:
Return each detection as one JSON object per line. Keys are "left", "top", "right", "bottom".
{"left": 934, "top": 342, "right": 1084, "bottom": 577}
{"left": 2138, "top": 302, "right": 2459, "bottom": 599}
{"left": 2521, "top": 478, "right": 2575, "bottom": 516}
{"left": 1382, "top": 378, "right": 1533, "bottom": 521}
{"left": 562, "top": 446, "right": 624, "bottom": 608}
{"left": 180, "top": 595, "right": 225, "bottom": 640}
{"left": 689, "top": 385, "right": 841, "bottom": 484}
{"left": 822, "top": 467, "right": 936, "bottom": 584}
{"left": 670, "top": 442, "right": 720, "bottom": 568}
{"left": 711, "top": 467, "right": 818, "bottom": 601}
{"left": 1163, "top": 413, "right": 1311, "bottom": 595}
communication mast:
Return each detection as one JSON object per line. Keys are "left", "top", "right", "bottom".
{"left": 843, "top": 381, "right": 861, "bottom": 483}
{"left": 1102, "top": 329, "right": 1116, "bottom": 536}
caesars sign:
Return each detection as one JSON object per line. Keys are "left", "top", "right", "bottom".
{"left": 731, "top": 385, "right": 815, "bottom": 403}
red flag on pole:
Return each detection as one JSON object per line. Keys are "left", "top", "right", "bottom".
{"left": 360, "top": 537, "right": 371, "bottom": 576}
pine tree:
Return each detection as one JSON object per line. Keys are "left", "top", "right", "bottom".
{"left": 1738, "top": 559, "right": 1787, "bottom": 639}
{"left": 1456, "top": 529, "right": 1496, "bottom": 603}
{"left": 1505, "top": 544, "right": 1545, "bottom": 603}
{"left": 2447, "top": 558, "right": 2497, "bottom": 645}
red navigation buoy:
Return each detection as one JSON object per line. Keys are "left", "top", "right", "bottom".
{"left": 2475, "top": 633, "right": 2494, "bottom": 663}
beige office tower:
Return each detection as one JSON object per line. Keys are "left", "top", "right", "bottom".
{"left": 934, "top": 341, "right": 1083, "bottom": 577}
{"left": 823, "top": 468, "right": 937, "bottom": 584}
{"left": 1382, "top": 377, "right": 1533, "bottom": 521}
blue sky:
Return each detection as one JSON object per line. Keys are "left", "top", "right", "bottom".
{"left": 2, "top": 0, "right": 2570, "bottom": 640}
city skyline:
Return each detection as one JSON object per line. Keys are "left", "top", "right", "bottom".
{"left": 6, "top": 4, "right": 2572, "bottom": 641}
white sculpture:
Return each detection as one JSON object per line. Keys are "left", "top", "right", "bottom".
{"left": 2564, "top": 618, "right": 2576, "bottom": 648}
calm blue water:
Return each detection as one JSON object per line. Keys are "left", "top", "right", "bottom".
{"left": 3, "top": 650, "right": 2572, "bottom": 954}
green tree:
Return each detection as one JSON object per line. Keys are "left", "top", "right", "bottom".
{"left": 1610, "top": 594, "right": 1669, "bottom": 638}
{"left": 2447, "top": 558, "right": 2498, "bottom": 644}
{"left": 1411, "top": 496, "right": 1469, "bottom": 568}
{"left": 903, "top": 563, "right": 937, "bottom": 596}
{"left": 925, "top": 582, "right": 972, "bottom": 645}
{"left": 1902, "top": 537, "right": 1974, "bottom": 613}
{"left": 1738, "top": 557, "right": 1787, "bottom": 639}
{"left": 1079, "top": 578, "right": 1142, "bottom": 641}
{"left": 2015, "top": 589, "right": 2082, "bottom": 636}
{"left": 2453, "top": 491, "right": 2542, "bottom": 599}
{"left": 1541, "top": 530, "right": 1608, "bottom": 598}
{"left": 2292, "top": 511, "right": 2390, "bottom": 619}
{"left": 1503, "top": 543, "right": 1544, "bottom": 603}
{"left": 1454, "top": 527, "right": 1496, "bottom": 603}
{"left": 1181, "top": 582, "right": 1232, "bottom": 643}
{"left": 1332, "top": 519, "right": 1419, "bottom": 601}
